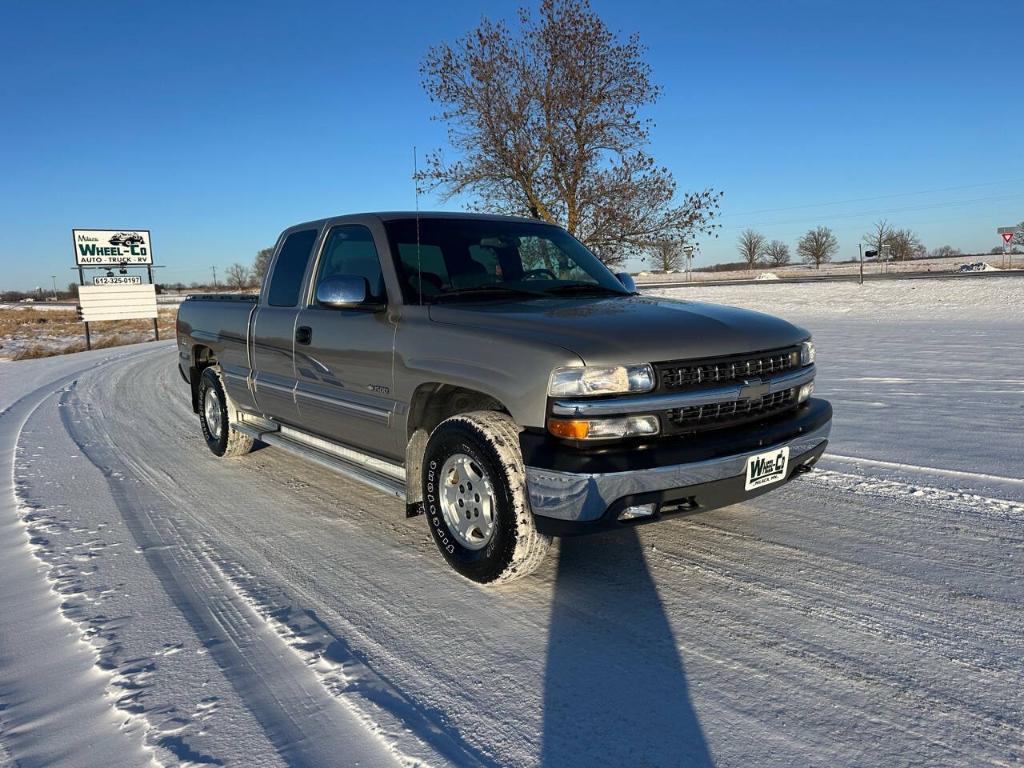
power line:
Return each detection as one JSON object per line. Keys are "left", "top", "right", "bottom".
{"left": 716, "top": 191, "right": 1024, "bottom": 232}
{"left": 719, "top": 178, "right": 1024, "bottom": 219}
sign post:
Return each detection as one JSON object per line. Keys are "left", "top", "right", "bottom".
{"left": 71, "top": 229, "right": 159, "bottom": 350}
{"left": 998, "top": 227, "right": 1020, "bottom": 269}
{"left": 147, "top": 264, "right": 159, "bottom": 340}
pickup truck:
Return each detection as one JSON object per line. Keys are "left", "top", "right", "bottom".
{"left": 177, "top": 212, "right": 832, "bottom": 583}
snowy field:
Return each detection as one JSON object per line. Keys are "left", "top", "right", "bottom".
{"left": 1, "top": 277, "right": 1022, "bottom": 767}
{"left": 634, "top": 253, "right": 1022, "bottom": 283}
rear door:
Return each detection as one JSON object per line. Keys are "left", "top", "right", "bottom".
{"left": 293, "top": 223, "right": 399, "bottom": 457}
{"left": 251, "top": 227, "right": 320, "bottom": 423}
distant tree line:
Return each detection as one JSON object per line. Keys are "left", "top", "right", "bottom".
{"left": 730, "top": 225, "right": 841, "bottom": 270}
{"left": 710, "top": 218, "right": 988, "bottom": 273}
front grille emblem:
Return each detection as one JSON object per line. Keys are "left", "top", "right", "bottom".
{"left": 738, "top": 378, "right": 770, "bottom": 401}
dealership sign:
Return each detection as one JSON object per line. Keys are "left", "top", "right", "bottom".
{"left": 72, "top": 229, "right": 153, "bottom": 266}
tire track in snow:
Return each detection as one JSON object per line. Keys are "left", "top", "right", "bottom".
{"left": 825, "top": 453, "right": 1024, "bottom": 487}
{"left": 645, "top": 525, "right": 1024, "bottom": 743}
{"left": 0, "top": 350, "right": 161, "bottom": 768}
{"left": 77, "top": 354, "right": 500, "bottom": 768}
{"left": 58, "top": 384, "right": 411, "bottom": 768}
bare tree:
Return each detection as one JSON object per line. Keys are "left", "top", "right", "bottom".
{"left": 888, "top": 229, "right": 925, "bottom": 261}
{"left": 797, "top": 226, "right": 838, "bottom": 269}
{"left": 764, "top": 240, "right": 790, "bottom": 267}
{"left": 418, "top": 0, "right": 721, "bottom": 267}
{"left": 648, "top": 240, "right": 685, "bottom": 272}
{"left": 930, "top": 244, "right": 961, "bottom": 259}
{"left": 225, "top": 263, "right": 251, "bottom": 290}
{"left": 253, "top": 247, "right": 274, "bottom": 283}
{"left": 736, "top": 229, "right": 766, "bottom": 270}
{"left": 1014, "top": 221, "right": 1024, "bottom": 247}
{"left": 863, "top": 219, "right": 894, "bottom": 258}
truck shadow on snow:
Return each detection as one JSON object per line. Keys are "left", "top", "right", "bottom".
{"left": 541, "top": 527, "right": 715, "bottom": 767}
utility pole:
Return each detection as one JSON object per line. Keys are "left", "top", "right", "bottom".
{"left": 211, "top": 266, "right": 218, "bottom": 288}
{"left": 858, "top": 245, "right": 863, "bottom": 285}
{"left": 51, "top": 275, "right": 57, "bottom": 300}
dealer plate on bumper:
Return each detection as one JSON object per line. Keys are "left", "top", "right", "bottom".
{"left": 744, "top": 446, "right": 790, "bottom": 491}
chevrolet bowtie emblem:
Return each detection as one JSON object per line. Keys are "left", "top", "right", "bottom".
{"left": 738, "top": 378, "right": 770, "bottom": 400}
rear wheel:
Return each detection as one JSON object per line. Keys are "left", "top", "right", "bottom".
{"left": 422, "top": 411, "right": 550, "bottom": 584}
{"left": 198, "top": 367, "right": 254, "bottom": 457}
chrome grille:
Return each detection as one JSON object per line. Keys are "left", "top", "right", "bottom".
{"left": 666, "top": 387, "right": 798, "bottom": 432}
{"left": 658, "top": 348, "right": 800, "bottom": 391}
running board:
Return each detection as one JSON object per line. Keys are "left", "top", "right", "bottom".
{"left": 233, "top": 419, "right": 407, "bottom": 501}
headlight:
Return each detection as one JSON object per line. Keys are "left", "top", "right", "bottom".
{"left": 548, "top": 364, "right": 655, "bottom": 398}
{"left": 548, "top": 415, "right": 660, "bottom": 441}
{"left": 799, "top": 339, "right": 815, "bottom": 366}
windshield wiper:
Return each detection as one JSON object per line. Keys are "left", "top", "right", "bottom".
{"left": 430, "top": 284, "right": 550, "bottom": 303}
{"left": 540, "top": 282, "right": 628, "bottom": 296}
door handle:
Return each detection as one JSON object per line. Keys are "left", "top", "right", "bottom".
{"left": 295, "top": 325, "right": 312, "bottom": 345}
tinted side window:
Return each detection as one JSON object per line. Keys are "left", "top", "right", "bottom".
{"left": 316, "top": 225, "right": 385, "bottom": 300}
{"left": 268, "top": 229, "right": 318, "bottom": 307}
{"left": 398, "top": 243, "right": 449, "bottom": 295}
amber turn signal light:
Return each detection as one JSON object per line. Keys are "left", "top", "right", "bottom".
{"left": 547, "top": 418, "right": 593, "bottom": 439}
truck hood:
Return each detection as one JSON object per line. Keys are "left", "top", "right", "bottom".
{"left": 427, "top": 295, "right": 809, "bottom": 365}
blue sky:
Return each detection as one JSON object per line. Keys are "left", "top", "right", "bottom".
{"left": 2, "top": 0, "right": 1022, "bottom": 289}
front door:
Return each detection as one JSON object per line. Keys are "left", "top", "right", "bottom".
{"left": 293, "top": 224, "right": 399, "bottom": 458}
{"left": 251, "top": 227, "right": 320, "bottom": 423}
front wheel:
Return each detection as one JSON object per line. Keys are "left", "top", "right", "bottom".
{"left": 198, "top": 367, "right": 254, "bottom": 458}
{"left": 422, "top": 411, "right": 550, "bottom": 584}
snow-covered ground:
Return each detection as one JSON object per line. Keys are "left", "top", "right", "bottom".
{"left": 634, "top": 252, "right": 1022, "bottom": 283}
{"left": 1, "top": 277, "right": 1022, "bottom": 767}
{"left": 646, "top": 275, "right": 1024, "bottom": 322}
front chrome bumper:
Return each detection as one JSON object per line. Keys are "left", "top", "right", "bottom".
{"left": 525, "top": 419, "right": 831, "bottom": 523}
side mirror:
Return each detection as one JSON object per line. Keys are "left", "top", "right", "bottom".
{"left": 315, "top": 275, "right": 372, "bottom": 308}
{"left": 615, "top": 272, "right": 637, "bottom": 293}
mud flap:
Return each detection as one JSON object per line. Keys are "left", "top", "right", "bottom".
{"left": 189, "top": 366, "right": 202, "bottom": 413}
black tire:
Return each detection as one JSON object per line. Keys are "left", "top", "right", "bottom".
{"left": 423, "top": 411, "right": 550, "bottom": 584}
{"left": 198, "top": 367, "right": 254, "bottom": 458}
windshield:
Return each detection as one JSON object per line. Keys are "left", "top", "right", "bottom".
{"left": 383, "top": 217, "right": 630, "bottom": 304}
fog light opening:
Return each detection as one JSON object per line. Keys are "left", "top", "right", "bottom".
{"left": 618, "top": 503, "right": 657, "bottom": 521}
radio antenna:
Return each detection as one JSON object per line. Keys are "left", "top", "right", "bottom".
{"left": 413, "top": 145, "right": 422, "bottom": 306}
